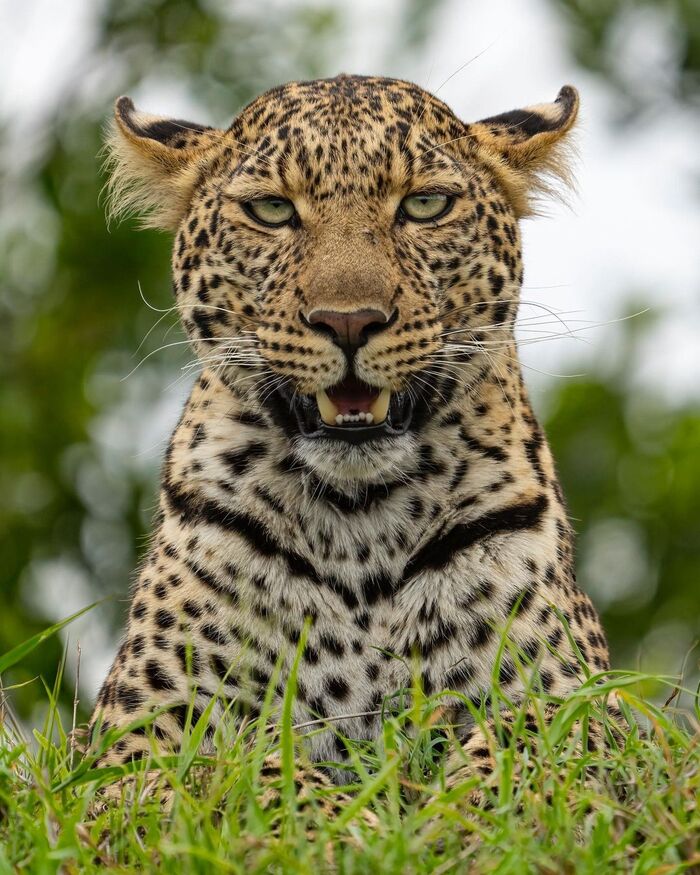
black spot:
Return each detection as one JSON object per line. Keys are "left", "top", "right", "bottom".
{"left": 175, "top": 642, "right": 200, "bottom": 676}
{"left": 325, "top": 676, "right": 350, "bottom": 701}
{"left": 459, "top": 428, "right": 508, "bottom": 462}
{"left": 234, "top": 410, "right": 268, "bottom": 428}
{"left": 492, "top": 301, "right": 509, "bottom": 324}
{"left": 488, "top": 267, "right": 505, "bottom": 295}
{"left": 539, "top": 669, "right": 553, "bottom": 692}
{"left": 155, "top": 609, "right": 176, "bottom": 629}
{"left": 116, "top": 685, "right": 144, "bottom": 711}
{"left": 303, "top": 645, "right": 319, "bottom": 665}
{"left": 183, "top": 559, "right": 236, "bottom": 600}
{"left": 468, "top": 617, "right": 494, "bottom": 648}
{"left": 250, "top": 665, "right": 270, "bottom": 687}
{"left": 521, "top": 639, "right": 540, "bottom": 662}
{"left": 191, "top": 308, "right": 215, "bottom": 339}
{"left": 145, "top": 659, "right": 176, "bottom": 692}
{"left": 182, "top": 599, "right": 203, "bottom": 619}
{"left": 445, "top": 661, "right": 475, "bottom": 689}
{"left": 506, "top": 587, "right": 535, "bottom": 616}
{"left": 547, "top": 627, "right": 563, "bottom": 648}
{"left": 354, "top": 611, "right": 370, "bottom": 632}
{"left": 361, "top": 572, "right": 394, "bottom": 605}
{"left": 220, "top": 442, "right": 268, "bottom": 477}
{"left": 319, "top": 633, "right": 345, "bottom": 657}
{"left": 308, "top": 696, "right": 328, "bottom": 718}
{"left": 200, "top": 623, "right": 227, "bottom": 645}
{"left": 194, "top": 228, "right": 210, "bottom": 248}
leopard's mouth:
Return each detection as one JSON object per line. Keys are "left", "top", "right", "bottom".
{"left": 267, "top": 375, "right": 415, "bottom": 444}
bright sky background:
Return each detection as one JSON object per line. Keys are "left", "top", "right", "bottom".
{"left": 2, "top": 0, "right": 699, "bottom": 698}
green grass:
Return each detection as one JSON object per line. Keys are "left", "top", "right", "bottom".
{"left": 0, "top": 617, "right": 698, "bottom": 873}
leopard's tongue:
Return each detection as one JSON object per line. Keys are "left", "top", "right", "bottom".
{"left": 315, "top": 377, "right": 391, "bottom": 426}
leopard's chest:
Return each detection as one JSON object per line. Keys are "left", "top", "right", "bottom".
{"left": 226, "top": 566, "right": 493, "bottom": 749}
{"left": 178, "top": 482, "right": 501, "bottom": 750}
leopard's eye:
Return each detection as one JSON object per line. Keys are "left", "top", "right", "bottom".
{"left": 244, "top": 197, "right": 296, "bottom": 227}
{"left": 400, "top": 192, "right": 452, "bottom": 222}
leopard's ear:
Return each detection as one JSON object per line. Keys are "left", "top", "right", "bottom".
{"left": 104, "top": 96, "right": 225, "bottom": 230}
{"left": 468, "top": 86, "right": 579, "bottom": 217}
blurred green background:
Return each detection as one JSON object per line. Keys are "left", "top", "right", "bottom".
{"left": 1, "top": 0, "right": 698, "bottom": 722}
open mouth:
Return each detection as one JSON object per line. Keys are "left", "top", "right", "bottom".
{"left": 284, "top": 375, "right": 415, "bottom": 444}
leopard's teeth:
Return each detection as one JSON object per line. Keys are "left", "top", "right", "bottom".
{"left": 316, "top": 390, "right": 340, "bottom": 426}
{"left": 317, "top": 387, "right": 388, "bottom": 427}
{"left": 334, "top": 413, "right": 370, "bottom": 425}
{"left": 369, "top": 387, "right": 391, "bottom": 424}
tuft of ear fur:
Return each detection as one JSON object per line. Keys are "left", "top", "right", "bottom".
{"left": 103, "top": 97, "right": 225, "bottom": 230}
{"left": 468, "top": 86, "right": 580, "bottom": 218}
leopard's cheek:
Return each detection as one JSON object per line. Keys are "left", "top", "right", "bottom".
{"left": 416, "top": 197, "right": 523, "bottom": 339}
{"left": 170, "top": 216, "right": 276, "bottom": 350}
{"left": 175, "top": 272, "right": 259, "bottom": 352}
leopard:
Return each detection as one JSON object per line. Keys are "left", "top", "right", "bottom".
{"left": 90, "top": 74, "right": 615, "bottom": 810}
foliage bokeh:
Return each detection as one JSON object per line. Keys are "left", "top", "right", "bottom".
{"left": 1, "top": 0, "right": 698, "bottom": 720}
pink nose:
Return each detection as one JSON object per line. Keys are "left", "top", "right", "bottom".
{"left": 305, "top": 308, "right": 394, "bottom": 353}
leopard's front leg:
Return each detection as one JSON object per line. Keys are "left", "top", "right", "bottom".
{"left": 392, "top": 482, "right": 615, "bottom": 816}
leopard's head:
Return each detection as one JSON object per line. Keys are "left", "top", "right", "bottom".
{"left": 107, "top": 75, "right": 577, "bottom": 485}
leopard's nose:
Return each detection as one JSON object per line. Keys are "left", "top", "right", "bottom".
{"left": 303, "top": 308, "right": 397, "bottom": 355}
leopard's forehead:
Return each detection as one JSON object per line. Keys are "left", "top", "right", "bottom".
{"left": 223, "top": 75, "right": 469, "bottom": 202}
{"left": 229, "top": 74, "right": 464, "bottom": 145}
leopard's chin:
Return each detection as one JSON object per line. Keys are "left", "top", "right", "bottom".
{"left": 294, "top": 431, "right": 420, "bottom": 487}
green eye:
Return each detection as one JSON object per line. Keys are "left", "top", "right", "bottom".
{"left": 244, "top": 197, "right": 295, "bottom": 226}
{"left": 400, "top": 192, "right": 452, "bottom": 222}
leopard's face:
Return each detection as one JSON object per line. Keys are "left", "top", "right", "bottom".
{"left": 109, "top": 75, "right": 577, "bottom": 484}
{"left": 169, "top": 77, "right": 523, "bottom": 483}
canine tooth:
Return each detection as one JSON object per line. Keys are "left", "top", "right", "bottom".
{"left": 369, "top": 387, "right": 391, "bottom": 424}
{"left": 335, "top": 414, "right": 344, "bottom": 425}
{"left": 317, "top": 390, "right": 340, "bottom": 425}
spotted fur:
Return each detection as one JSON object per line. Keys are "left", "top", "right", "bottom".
{"left": 92, "top": 75, "right": 610, "bottom": 794}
